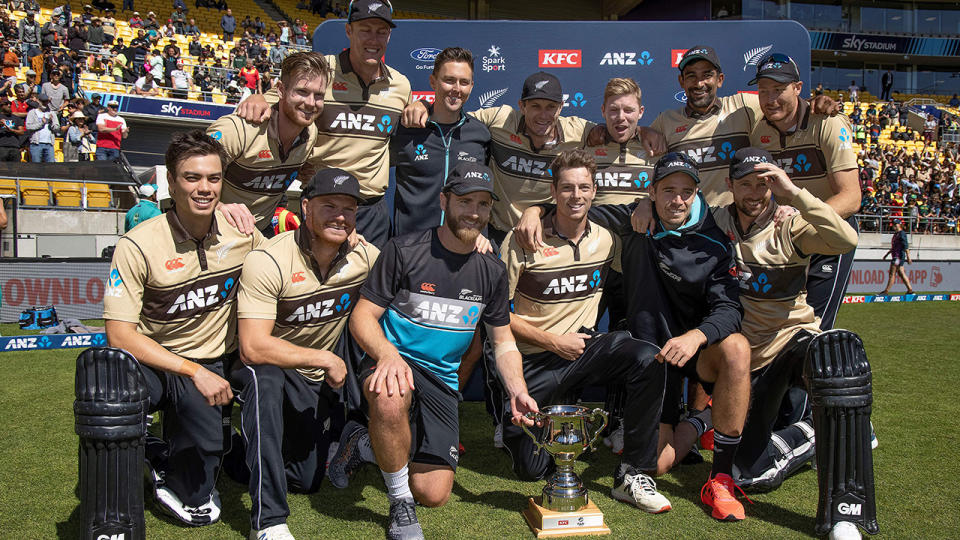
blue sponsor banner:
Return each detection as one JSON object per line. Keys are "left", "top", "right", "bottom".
{"left": 843, "top": 293, "right": 960, "bottom": 304}
{"left": 313, "top": 20, "right": 811, "bottom": 123}
{"left": 810, "top": 31, "right": 960, "bottom": 57}
{"left": 0, "top": 333, "right": 106, "bottom": 352}
{"left": 86, "top": 93, "right": 235, "bottom": 121}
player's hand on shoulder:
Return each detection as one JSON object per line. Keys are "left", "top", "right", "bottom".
{"left": 514, "top": 206, "right": 545, "bottom": 251}
{"left": 631, "top": 197, "right": 655, "bottom": 235}
{"left": 235, "top": 93, "right": 271, "bottom": 124}
{"left": 773, "top": 204, "right": 798, "bottom": 226}
{"left": 638, "top": 126, "right": 667, "bottom": 156}
{"left": 809, "top": 94, "right": 841, "bottom": 116}
{"left": 551, "top": 332, "right": 591, "bottom": 361}
{"left": 368, "top": 354, "right": 415, "bottom": 397}
{"left": 218, "top": 202, "right": 257, "bottom": 235}
{"left": 191, "top": 366, "right": 234, "bottom": 406}
{"left": 401, "top": 100, "right": 429, "bottom": 128}
{"left": 473, "top": 233, "right": 493, "bottom": 255}
{"left": 586, "top": 124, "right": 607, "bottom": 147}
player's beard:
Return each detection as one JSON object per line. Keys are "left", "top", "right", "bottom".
{"left": 446, "top": 211, "right": 486, "bottom": 245}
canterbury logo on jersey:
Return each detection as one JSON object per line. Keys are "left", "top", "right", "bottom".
{"left": 276, "top": 284, "right": 362, "bottom": 326}
{"left": 490, "top": 143, "right": 551, "bottom": 180}
{"left": 142, "top": 270, "right": 241, "bottom": 321}
{"left": 515, "top": 261, "right": 609, "bottom": 302}
{"left": 320, "top": 103, "right": 399, "bottom": 138}
{"left": 672, "top": 135, "right": 750, "bottom": 170}
{"left": 225, "top": 162, "right": 302, "bottom": 193}
{"left": 771, "top": 147, "right": 828, "bottom": 179}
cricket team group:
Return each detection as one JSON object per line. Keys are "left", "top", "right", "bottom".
{"left": 101, "top": 1, "right": 877, "bottom": 539}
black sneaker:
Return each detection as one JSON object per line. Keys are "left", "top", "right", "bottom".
{"left": 328, "top": 420, "right": 371, "bottom": 489}
{"left": 387, "top": 498, "right": 424, "bottom": 540}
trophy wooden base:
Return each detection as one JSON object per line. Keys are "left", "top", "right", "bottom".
{"left": 522, "top": 497, "right": 611, "bottom": 538}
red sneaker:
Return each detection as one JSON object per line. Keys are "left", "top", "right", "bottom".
{"left": 700, "top": 473, "right": 748, "bottom": 521}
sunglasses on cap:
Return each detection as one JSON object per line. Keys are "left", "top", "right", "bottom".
{"left": 758, "top": 52, "right": 794, "bottom": 67}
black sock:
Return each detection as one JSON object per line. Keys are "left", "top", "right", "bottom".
{"left": 711, "top": 429, "right": 741, "bottom": 478}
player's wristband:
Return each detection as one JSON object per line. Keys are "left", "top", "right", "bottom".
{"left": 178, "top": 359, "right": 200, "bottom": 378}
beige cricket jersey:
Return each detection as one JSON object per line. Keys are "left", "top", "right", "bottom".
{"left": 237, "top": 228, "right": 379, "bottom": 381}
{"left": 469, "top": 105, "right": 589, "bottom": 232}
{"left": 103, "top": 209, "right": 263, "bottom": 360}
{"left": 584, "top": 132, "right": 653, "bottom": 205}
{"left": 503, "top": 214, "right": 620, "bottom": 355}
{"left": 711, "top": 189, "right": 858, "bottom": 369}
{"left": 263, "top": 50, "right": 412, "bottom": 200}
{"left": 650, "top": 93, "right": 763, "bottom": 206}
{"left": 207, "top": 105, "right": 317, "bottom": 229}
{"left": 749, "top": 100, "right": 859, "bottom": 203}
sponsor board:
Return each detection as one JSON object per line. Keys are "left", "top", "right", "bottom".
{"left": 845, "top": 261, "right": 959, "bottom": 293}
{"left": 842, "top": 293, "right": 959, "bottom": 304}
{"left": 0, "top": 332, "right": 106, "bottom": 352}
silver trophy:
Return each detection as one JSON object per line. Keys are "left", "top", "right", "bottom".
{"left": 521, "top": 404, "right": 609, "bottom": 512}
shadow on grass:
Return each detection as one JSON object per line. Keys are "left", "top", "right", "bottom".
{"left": 306, "top": 466, "right": 390, "bottom": 527}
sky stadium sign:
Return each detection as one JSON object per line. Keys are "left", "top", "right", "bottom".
{"left": 810, "top": 31, "right": 960, "bottom": 57}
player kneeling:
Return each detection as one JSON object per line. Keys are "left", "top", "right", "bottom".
{"left": 232, "top": 169, "right": 378, "bottom": 539}
{"left": 715, "top": 149, "right": 877, "bottom": 539}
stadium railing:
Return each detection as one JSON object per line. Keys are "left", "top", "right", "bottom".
{"left": 856, "top": 206, "right": 958, "bottom": 235}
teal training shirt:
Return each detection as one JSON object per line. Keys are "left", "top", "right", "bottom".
{"left": 124, "top": 200, "right": 161, "bottom": 233}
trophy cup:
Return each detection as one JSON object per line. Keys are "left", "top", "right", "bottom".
{"left": 520, "top": 405, "right": 611, "bottom": 537}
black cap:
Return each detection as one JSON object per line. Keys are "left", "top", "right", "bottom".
{"left": 442, "top": 162, "right": 499, "bottom": 200}
{"left": 748, "top": 52, "right": 800, "bottom": 85}
{"left": 347, "top": 0, "right": 395, "bottom": 28}
{"left": 301, "top": 168, "right": 362, "bottom": 201}
{"left": 521, "top": 72, "right": 563, "bottom": 103}
{"left": 678, "top": 45, "right": 721, "bottom": 72}
{"left": 729, "top": 147, "right": 774, "bottom": 179}
{"left": 91, "top": 93, "right": 102, "bottom": 101}
{"left": 652, "top": 152, "right": 700, "bottom": 185}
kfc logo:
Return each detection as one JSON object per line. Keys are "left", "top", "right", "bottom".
{"left": 671, "top": 49, "right": 689, "bottom": 68}
{"left": 411, "top": 91, "right": 436, "bottom": 104}
{"left": 539, "top": 49, "right": 581, "bottom": 68}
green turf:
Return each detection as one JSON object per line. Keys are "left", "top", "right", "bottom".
{"left": 0, "top": 304, "right": 958, "bottom": 538}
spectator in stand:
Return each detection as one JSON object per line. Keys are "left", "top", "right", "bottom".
{"left": 2, "top": 41, "right": 17, "bottom": 89}
{"left": 224, "top": 78, "right": 240, "bottom": 103}
{"left": 133, "top": 70, "right": 160, "bottom": 95}
{"left": 162, "top": 40, "right": 180, "bottom": 86}
{"left": 292, "top": 18, "right": 305, "bottom": 46}
{"left": 101, "top": 10, "right": 116, "bottom": 43}
{"left": 162, "top": 20, "right": 176, "bottom": 38}
{"left": 0, "top": 97, "right": 25, "bottom": 162}
{"left": 171, "top": 7, "right": 186, "bottom": 33}
{"left": 18, "top": 11, "right": 41, "bottom": 65}
{"left": 26, "top": 94, "right": 59, "bottom": 162}
{"left": 278, "top": 20, "right": 289, "bottom": 45}
{"left": 247, "top": 36, "right": 263, "bottom": 59}
{"left": 814, "top": 82, "right": 823, "bottom": 96}
{"left": 95, "top": 99, "right": 127, "bottom": 160}
{"left": 124, "top": 183, "right": 160, "bottom": 231}
{"left": 41, "top": 70, "right": 70, "bottom": 112}
{"left": 147, "top": 49, "right": 163, "bottom": 79}
{"left": 196, "top": 68, "right": 213, "bottom": 102}
{"left": 881, "top": 69, "right": 893, "bottom": 101}
{"left": 252, "top": 16, "right": 264, "bottom": 34}
{"left": 240, "top": 14, "right": 252, "bottom": 31}
{"left": 184, "top": 18, "right": 199, "bottom": 37}
{"left": 188, "top": 33, "right": 201, "bottom": 57}
{"left": 951, "top": 94, "right": 960, "bottom": 108}
{"left": 24, "top": 69, "right": 40, "bottom": 96}
{"left": 111, "top": 48, "right": 129, "bottom": 81}
{"left": 238, "top": 57, "right": 258, "bottom": 98}
{"left": 88, "top": 17, "right": 106, "bottom": 48}
{"left": 170, "top": 63, "right": 190, "bottom": 98}
{"left": 268, "top": 42, "right": 284, "bottom": 66}
{"left": 129, "top": 11, "right": 144, "bottom": 28}
{"left": 11, "top": 84, "right": 29, "bottom": 118}
{"left": 144, "top": 12, "right": 160, "bottom": 32}
{"left": 68, "top": 19, "right": 88, "bottom": 53}
{"left": 221, "top": 8, "right": 236, "bottom": 41}
{"left": 83, "top": 93, "right": 102, "bottom": 124}
{"left": 924, "top": 114, "right": 938, "bottom": 144}
{"left": 64, "top": 110, "right": 89, "bottom": 161}
{"left": 847, "top": 80, "right": 859, "bottom": 103}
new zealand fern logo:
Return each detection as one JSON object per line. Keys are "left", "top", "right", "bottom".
{"left": 477, "top": 88, "right": 508, "bottom": 107}
{"left": 743, "top": 45, "right": 773, "bottom": 71}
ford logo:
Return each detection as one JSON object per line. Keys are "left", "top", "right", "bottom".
{"left": 410, "top": 48, "right": 442, "bottom": 62}
{"left": 674, "top": 90, "right": 687, "bottom": 103}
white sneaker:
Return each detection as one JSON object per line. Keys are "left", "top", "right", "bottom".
{"left": 154, "top": 484, "right": 221, "bottom": 526}
{"left": 603, "top": 423, "right": 624, "bottom": 455}
{"left": 249, "top": 523, "right": 296, "bottom": 540}
{"left": 611, "top": 471, "right": 671, "bottom": 513}
{"left": 828, "top": 521, "right": 862, "bottom": 540}
{"left": 493, "top": 423, "right": 504, "bottom": 449}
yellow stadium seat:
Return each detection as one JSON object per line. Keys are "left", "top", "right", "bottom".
{"left": 0, "top": 178, "right": 18, "bottom": 197}
{"left": 51, "top": 181, "right": 84, "bottom": 207}
{"left": 86, "top": 184, "right": 114, "bottom": 208}
{"left": 20, "top": 180, "right": 51, "bottom": 206}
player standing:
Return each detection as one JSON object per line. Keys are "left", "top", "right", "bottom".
{"left": 345, "top": 162, "right": 539, "bottom": 540}
{"left": 207, "top": 52, "right": 328, "bottom": 236}
{"left": 879, "top": 220, "right": 914, "bottom": 295}
{"left": 236, "top": 0, "right": 411, "bottom": 247}
{"left": 233, "top": 169, "right": 379, "bottom": 539}
{"left": 103, "top": 130, "right": 263, "bottom": 526}
{"left": 500, "top": 149, "right": 670, "bottom": 513}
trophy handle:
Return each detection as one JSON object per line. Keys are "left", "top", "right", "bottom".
{"left": 584, "top": 408, "right": 609, "bottom": 452}
{"left": 520, "top": 411, "right": 545, "bottom": 455}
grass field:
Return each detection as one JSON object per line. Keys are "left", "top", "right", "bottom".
{"left": 1, "top": 302, "right": 958, "bottom": 539}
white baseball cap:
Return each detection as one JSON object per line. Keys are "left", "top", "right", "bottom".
{"left": 138, "top": 184, "right": 157, "bottom": 197}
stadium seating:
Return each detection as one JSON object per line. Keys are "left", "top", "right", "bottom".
{"left": 51, "top": 181, "right": 84, "bottom": 207}
{"left": 20, "top": 181, "right": 52, "bottom": 206}
{"left": 85, "top": 184, "right": 115, "bottom": 208}
{"left": 0, "top": 179, "right": 18, "bottom": 198}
